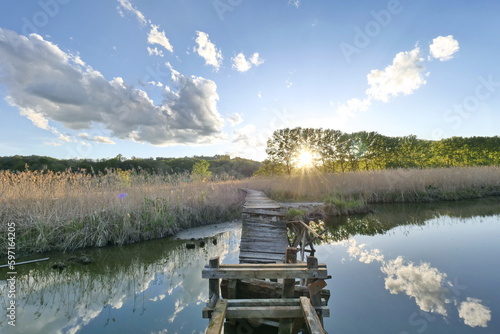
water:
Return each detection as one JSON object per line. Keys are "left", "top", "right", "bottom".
{"left": 1, "top": 198, "right": 500, "bottom": 333}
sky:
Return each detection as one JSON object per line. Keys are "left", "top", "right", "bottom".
{"left": 0, "top": 0, "right": 499, "bottom": 162}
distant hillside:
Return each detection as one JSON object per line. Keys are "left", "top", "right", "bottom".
{"left": 0, "top": 154, "right": 262, "bottom": 179}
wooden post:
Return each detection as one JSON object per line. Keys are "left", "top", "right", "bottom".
{"left": 306, "top": 256, "right": 323, "bottom": 327}
{"left": 300, "top": 296, "right": 326, "bottom": 334}
{"left": 208, "top": 257, "right": 220, "bottom": 308}
{"left": 279, "top": 247, "right": 297, "bottom": 334}
{"left": 206, "top": 299, "right": 228, "bottom": 334}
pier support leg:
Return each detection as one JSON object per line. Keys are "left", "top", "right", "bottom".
{"left": 208, "top": 257, "right": 220, "bottom": 308}
{"left": 279, "top": 247, "right": 297, "bottom": 334}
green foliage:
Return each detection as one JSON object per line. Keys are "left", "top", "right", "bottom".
{"left": 259, "top": 127, "right": 500, "bottom": 175}
{"left": 191, "top": 159, "right": 212, "bottom": 181}
{"left": 285, "top": 208, "right": 307, "bottom": 220}
{"left": 0, "top": 154, "right": 261, "bottom": 178}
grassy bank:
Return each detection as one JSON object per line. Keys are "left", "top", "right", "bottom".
{"left": 1, "top": 166, "right": 500, "bottom": 254}
{"left": 0, "top": 169, "right": 244, "bottom": 254}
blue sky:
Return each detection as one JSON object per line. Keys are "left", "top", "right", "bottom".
{"left": 0, "top": 0, "right": 499, "bottom": 161}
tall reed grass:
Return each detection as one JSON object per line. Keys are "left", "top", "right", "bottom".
{"left": 0, "top": 169, "right": 244, "bottom": 254}
{"left": 242, "top": 166, "right": 500, "bottom": 203}
{"left": 1, "top": 166, "right": 499, "bottom": 254}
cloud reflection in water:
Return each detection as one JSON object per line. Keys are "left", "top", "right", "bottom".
{"left": 345, "top": 239, "right": 491, "bottom": 328}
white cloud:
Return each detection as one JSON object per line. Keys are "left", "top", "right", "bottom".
{"left": 231, "top": 124, "right": 268, "bottom": 160}
{"left": 288, "top": 0, "right": 301, "bottom": 8}
{"left": 232, "top": 53, "right": 251, "bottom": 72}
{"left": 116, "top": 0, "right": 147, "bottom": 26}
{"left": 227, "top": 113, "right": 243, "bottom": 126}
{"left": 366, "top": 47, "right": 426, "bottom": 102}
{"left": 336, "top": 36, "right": 459, "bottom": 118}
{"left": 458, "top": 298, "right": 491, "bottom": 327}
{"left": 347, "top": 240, "right": 384, "bottom": 264}
{"left": 194, "top": 31, "right": 223, "bottom": 71}
{"left": 93, "top": 136, "right": 116, "bottom": 144}
{"left": 232, "top": 52, "right": 264, "bottom": 72}
{"left": 147, "top": 47, "right": 164, "bottom": 57}
{"left": 0, "top": 29, "right": 225, "bottom": 146}
{"left": 147, "top": 24, "right": 173, "bottom": 53}
{"left": 250, "top": 53, "right": 264, "bottom": 66}
{"left": 382, "top": 256, "right": 449, "bottom": 316}
{"left": 429, "top": 35, "right": 459, "bottom": 61}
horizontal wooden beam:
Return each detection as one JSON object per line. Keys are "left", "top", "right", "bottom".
{"left": 203, "top": 298, "right": 330, "bottom": 319}
{"left": 202, "top": 267, "right": 329, "bottom": 280}
{"left": 242, "top": 208, "right": 285, "bottom": 216}
{"left": 212, "top": 263, "right": 327, "bottom": 269}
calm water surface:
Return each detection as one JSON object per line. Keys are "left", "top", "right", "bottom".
{"left": 1, "top": 198, "right": 499, "bottom": 333}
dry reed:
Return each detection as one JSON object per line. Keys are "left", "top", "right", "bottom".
{"left": 2, "top": 166, "right": 500, "bottom": 254}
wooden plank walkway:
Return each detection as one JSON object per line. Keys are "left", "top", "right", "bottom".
{"left": 239, "top": 189, "right": 288, "bottom": 264}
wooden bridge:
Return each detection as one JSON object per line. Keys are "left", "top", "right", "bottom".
{"left": 202, "top": 189, "right": 330, "bottom": 334}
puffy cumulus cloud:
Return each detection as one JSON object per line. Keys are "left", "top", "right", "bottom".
{"left": 337, "top": 35, "right": 459, "bottom": 118}
{"left": 366, "top": 47, "right": 426, "bottom": 102}
{"left": 227, "top": 112, "right": 243, "bottom": 126}
{"left": 458, "top": 297, "right": 491, "bottom": 327}
{"left": 232, "top": 52, "right": 265, "bottom": 72}
{"left": 147, "top": 24, "right": 173, "bottom": 54}
{"left": 429, "top": 35, "right": 459, "bottom": 61}
{"left": 194, "top": 31, "right": 223, "bottom": 71}
{"left": 381, "top": 256, "right": 449, "bottom": 316}
{"left": 116, "top": 0, "right": 147, "bottom": 26}
{"left": 0, "top": 29, "right": 224, "bottom": 146}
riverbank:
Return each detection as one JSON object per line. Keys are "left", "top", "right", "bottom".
{"left": 1, "top": 166, "right": 500, "bottom": 254}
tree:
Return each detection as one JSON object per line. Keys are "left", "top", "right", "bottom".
{"left": 191, "top": 159, "right": 212, "bottom": 181}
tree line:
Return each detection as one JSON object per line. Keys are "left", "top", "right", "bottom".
{"left": 0, "top": 154, "right": 261, "bottom": 179}
{"left": 258, "top": 127, "right": 500, "bottom": 175}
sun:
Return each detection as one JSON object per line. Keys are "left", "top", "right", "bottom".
{"left": 295, "top": 149, "right": 315, "bottom": 168}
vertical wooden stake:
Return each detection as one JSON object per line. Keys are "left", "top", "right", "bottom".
{"left": 279, "top": 247, "right": 297, "bottom": 334}
{"left": 208, "top": 257, "right": 220, "bottom": 309}
{"left": 306, "top": 256, "right": 323, "bottom": 327}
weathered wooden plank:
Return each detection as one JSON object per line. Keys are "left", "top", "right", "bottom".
{"left": 242, "top": 208, "right": 285, "bottom": 216}
{"left": 216, "top": 263, "right": 327, "bottom": 269}
{"left": 238, "top": 251, "right": 286, "bottom": 259}
{"left": 240, "top": 243, "right": 287, "bottom": 253}
{"left": 300, "top": 296, "right": 326, "bottom": 334}
{"left": 280, "top": 248, "right": 297, "bottom": 333}
{"left": 228, "top": 298, "right": 300, "bottom": 307}
{"left": 226, "top": 306, "right": 327, "bottom": 319}
{"left": 205, "top": 299, "right": 227, "bottom": 334}
{"left": 202, "top": 267, "right": 329, "bottom": 280}
{"left": 239, "top": 256, "right": 284, "bottom": 264}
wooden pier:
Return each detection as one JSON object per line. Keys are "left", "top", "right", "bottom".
{"left": 202, "top": 189, "right": 330, "bottom": 334}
